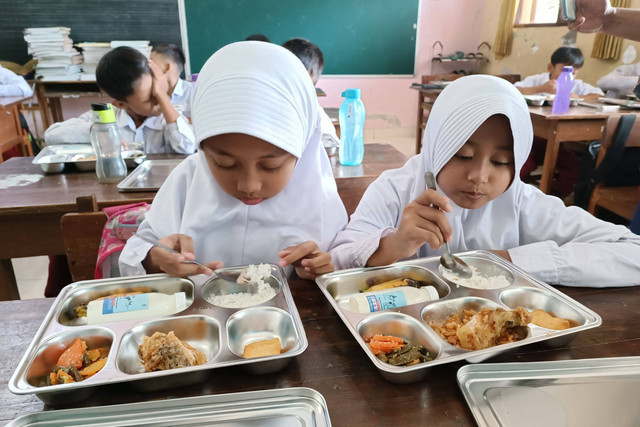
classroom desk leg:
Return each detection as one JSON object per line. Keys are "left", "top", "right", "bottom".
{"left": 0, "top": 259, "right": 20, "bottom": 301}
{"left": 539, "top": 132, "right": 561, "bottom": 194}
{"left": 35, "top": 83, "right": 52, "bottom": 130}
{"left": 51, "top": 98, "right": 63, "bottom": 123}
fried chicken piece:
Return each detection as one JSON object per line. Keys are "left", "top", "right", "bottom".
{"left": 456, "top": 307, "right": 531, "bottom": 350}
{"left": 138, "top": 331, "right": 207, "bottom": 371}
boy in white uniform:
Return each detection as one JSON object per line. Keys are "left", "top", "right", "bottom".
{"left": 44, "top": 47, "right": 196, "bottom": 154}
{"left": 150, "top": 44, "right": 194, "bottom": 119}
{"left": 515, "top": 47, "right": 603, "bottom": 101}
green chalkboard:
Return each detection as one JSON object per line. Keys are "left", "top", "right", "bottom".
{"left": 180, "top": 0, "right": 419, "bottom": 75}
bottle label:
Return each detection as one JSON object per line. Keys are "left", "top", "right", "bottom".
{"left": 101, "top": 294, "right": 149, "bottom": 315}
{"left": 366, "top": 291, "right": 408, "bottom": 312}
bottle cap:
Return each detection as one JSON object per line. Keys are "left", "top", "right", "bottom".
{"left": 174, "top": 291, "right": 187, "bottom": 312}
{"left": 562, "top": 66, "right": 574, "bottom": 73}
{"left": 341, "top": 88, "right": 361, "bottom": 99}
{"left": 91, "top": 103, "right": 116, "bottom": 123}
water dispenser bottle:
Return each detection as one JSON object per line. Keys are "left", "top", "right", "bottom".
{"left": 90, "top": 103, "right": 127, "bottom": 184}
{"left": 552, "top": 66, "right": 574, "bottom": 114}
{"left": 338, "top": 88, "right": 365, "bottom": 166}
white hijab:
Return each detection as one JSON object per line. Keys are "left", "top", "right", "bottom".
{"left": 120, "top": 42, "right": 347, "bottom": 274}
{"left": 417, "top": 74, "right": 533, "bottom": 252}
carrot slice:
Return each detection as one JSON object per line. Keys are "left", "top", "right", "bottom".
{"left": 56, "top": 338, "right": 87, "bottom": 369}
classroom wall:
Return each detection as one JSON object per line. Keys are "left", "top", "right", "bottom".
{"left": 479, "top": 0, "right": 640, "bottom": 86}
{"left": 45, "top": 0, "right": 486, "bottom": 145}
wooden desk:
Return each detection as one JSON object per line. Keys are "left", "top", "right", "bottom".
{"left": 2, "top": 281, "right": 638, "bottom": 425}
{"left": 0, "top": 144, "right": 406, "bottom": 300}
{"left": 33, "top": 81, "right": 104, "bottom": 129}
{"left": 528, "top": 106, "right": 615, "bottom": 194}
{"left": 0, "top": 95, "right": 33, "bottom": 162}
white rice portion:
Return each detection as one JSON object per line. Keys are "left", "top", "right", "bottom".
{"left": 441, "top": 265, "right": 511, "bottom": 290}
{"left": 207, "top": 264, "right": 276, "bottom": 308}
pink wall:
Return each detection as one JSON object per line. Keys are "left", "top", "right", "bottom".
{"left": 52, "top": 1, "right": 486, "bottom": 137}
{"left": 317, "top": 0, "right": 487, "bottom": 132}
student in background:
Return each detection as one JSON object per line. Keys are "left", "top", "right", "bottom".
{"left": 282, "top": 37, "right": 339, "bottom": 149}
{"left": 330, "top": 75, "right": 640, "bottom": 288}
{"left": 245, "top": 34, "right": 270, "bottom": 42}
{"left": 597, "top": 62, "right": 640, "bottom": 98}
{"left": 44, "top": 47, "right": 196, "bottom": 154}
{"left": 515, "top": 47, "right": 603, "bottom": 101}
{"left": 119, "top": 41, "right": 347, "bottom": 279}
{"left": 0, "top": 64, "right": 33, "bottom": 97}
{"left": 150, "top": 43, "right": 194, "bottom": 118}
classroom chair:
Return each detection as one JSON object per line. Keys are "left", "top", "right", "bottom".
{"left": 587, "top": 116, "right": 640, "bottom": 222}
{"left": 60, "top": 195, "right": 107, "bottom": 282}
{"left": 336, "top": 176, "right": 377, "bottom": 219}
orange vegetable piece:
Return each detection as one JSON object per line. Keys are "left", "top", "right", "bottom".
{"left": 56, "top": 338, "right": 87, "bottom": 369}
{"left": 79, "top": 358, "right": 107, "bottom": 378}
{"left": 49, "top": 372, "right": 58, "bottom": 385}
{"left": 57, "top": 369, "right": 76, "bottom": 384}
{"left": 367, "top": 335, "right": 405, "bottom": 354}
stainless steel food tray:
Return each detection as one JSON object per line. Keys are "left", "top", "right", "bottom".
{"left": 8, "top": 386, "right": 331, "bottom": 426}
{"left": 32, "top": 144, "right": 145, "bottom": 173}
{"left": 457, "top": 356, "right": 640, "bottom": 427}
{"left": 9, "top": 266, "right": 308, "bottom": 404}
{"left": 315, "top": 250, "right": 601, "bottom": 383}
{"left": 117, "top": 159, "right": 184, "bottom": 192}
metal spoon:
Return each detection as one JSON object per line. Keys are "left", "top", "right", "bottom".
{"left": 424, "top": 172, "right": 473, "bottom": 279}
{"left": 137, "top": 234, "right": 256, "bottom": 292}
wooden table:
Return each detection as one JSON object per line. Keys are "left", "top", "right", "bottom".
{"left": 0, "top": 95, "right": 33, "bottom": 162}
{"left": 0, "top": 144, "right": 406, "bottom": 300}
{"left": 1, "top": 281, "right": 638, "bottom": 425}
{"left": 32, "top": 81, "right": 104, "bottom": 130}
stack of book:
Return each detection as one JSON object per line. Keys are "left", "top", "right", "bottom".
{"left": 110, "top": 40, "right": 151, "bottom": 58}
{"left": 23, "top": 27, "right": 83, "bottom": 81}
{"left": 76, "top": 42, "right": 111, "bottom": 80}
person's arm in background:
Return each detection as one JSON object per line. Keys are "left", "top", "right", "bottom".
{"left": 0, "top": 66, "right": 33, "bottom": 97}
{"left": 514, "top": 75, "right": 557, "bottom": 95}
{"left": 44, "top": 110, "right": 93, "bottom": 144}
{"left": 596, "top": 63, "right": 640, "bottom": 95}
{"left": 570, "top": 0, "right": 640, "bottom": 42}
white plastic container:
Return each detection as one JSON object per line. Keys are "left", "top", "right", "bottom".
{"left": 87, "top": 292, "right": 187, "bottom": 324}
{"left": 349, "top": 286, "right": 439, "bottom": 313}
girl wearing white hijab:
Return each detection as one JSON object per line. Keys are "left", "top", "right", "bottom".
{"left": 119, "top": 42, "right": 348, "bottom": 279}
{"left": 330, "top": 75, "right": 640, "bottom": 287}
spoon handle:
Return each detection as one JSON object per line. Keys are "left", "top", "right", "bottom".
{"left": 136, "top": 234, "right": 209, "bottom": 269}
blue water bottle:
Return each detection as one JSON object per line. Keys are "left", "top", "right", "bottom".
{"left": 551, "top": 66, "right": 574, "bottom": 114}
{"left": 339, "top": 88, "right": 365, "bottom": 166}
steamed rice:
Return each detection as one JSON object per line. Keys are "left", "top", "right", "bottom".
{"left": 207, "top": 264, "right": 275, "bottom": 308}
{"left": 441, "top": 266, "right": 511, "bottom": 290}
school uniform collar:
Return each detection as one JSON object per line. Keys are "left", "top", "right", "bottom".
{"left": 116, "top": 107, "right": 164, "bottom": 131}
{"left": 172, "top": 78, "right": 185, "bottom": 98}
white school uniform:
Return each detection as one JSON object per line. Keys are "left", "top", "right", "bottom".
{"left": 515, "top": 72, "right": 604, "bottom": 97}
{"left": 596, "top": 62, "right": 640, "bottom": 98}
{"left": 44, "top": 106, "right": 196, "bottom": 154}
{"left": 171, "top": 78, "right": 194, "bottom": 118}
{"left": 119, "top": 41, "right": 348, "bottom": 276}
{"left": 319, "top": 105, "right": 339, "bottom": 146}
{"left": 330, "top": 75, "right": 640, "bottom": 288}
{"left": 0, "top": 65, "right": 33, "bottom": 97}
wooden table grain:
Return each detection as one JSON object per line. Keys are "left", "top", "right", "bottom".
{"left": 1, "top": 281, "right": 638, "bottom": 425}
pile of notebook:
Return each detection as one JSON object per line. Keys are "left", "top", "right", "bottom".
{"left": 23, "top": 27, "right": 82, "bottom": 81}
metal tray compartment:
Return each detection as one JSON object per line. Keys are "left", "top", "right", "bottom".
{"left": 117, "top": 159, "right": 184, "bottom": 192}
{"left": 9, "top": 267, "right": 307, "bottom": 404}
{"left": 8, "top": 387, "right": 332, "bottom": 426}
{"left": 315, "top": 250, "right": 601, "bottom": 383}
{"left": 32, "top": 144, "right": 144, "bottom": 173}
{"left": 457, "top": 356, "right": 640, "bottom": 427}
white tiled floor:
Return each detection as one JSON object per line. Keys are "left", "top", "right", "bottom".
{"left": 10, "top": 135, "right": 417, "bottom": 300}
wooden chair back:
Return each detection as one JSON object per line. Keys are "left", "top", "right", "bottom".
{"left": 336, "top": 176, "right": 377, "bottom": 219}
{"left": 60, "top": 195, "right": 107, "bottom": 282}
{"left": 587, "top": 115, "right": 640, "bottom": 220}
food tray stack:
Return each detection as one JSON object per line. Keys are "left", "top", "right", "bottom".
{"left": 9, "top": 265, "right": 307, "bottom": 404}
{"left": 315, "top": 250, "right": 601, "bottom": 383}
